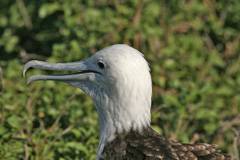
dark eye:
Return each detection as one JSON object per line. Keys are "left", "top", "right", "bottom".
{"left": 97, "top": 61, "right": 105, "bottom": 69}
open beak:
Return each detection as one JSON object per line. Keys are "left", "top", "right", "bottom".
{"left": 23, "top": 60, "right": 100, "bottom": 84}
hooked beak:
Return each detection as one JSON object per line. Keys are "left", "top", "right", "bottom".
{"left": 23, "top": 60, "right": 101, "bottom": 84}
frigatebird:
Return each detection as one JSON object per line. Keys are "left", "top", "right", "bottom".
{"left": 23, "top": 44, "right": 231, "bottom": 160}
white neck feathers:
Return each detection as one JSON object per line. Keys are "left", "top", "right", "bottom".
{"left": 94, "top": 61, "right": 152, "bottom": 159}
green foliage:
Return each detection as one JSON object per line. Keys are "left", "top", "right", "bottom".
{"left": 0, "top": 0, "right": 239, "bottom": 159}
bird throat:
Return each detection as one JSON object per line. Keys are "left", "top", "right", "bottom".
{"left": 93, "top": 91, "right": 151, "bottom": 159}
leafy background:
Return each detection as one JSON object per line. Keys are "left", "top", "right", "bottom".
{"left": 0, "top": 0, "right": 240, "bottom": 159}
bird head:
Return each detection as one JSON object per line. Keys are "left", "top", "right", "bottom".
{"left": 23, "top": 44, "right": 152, "bottom": 147}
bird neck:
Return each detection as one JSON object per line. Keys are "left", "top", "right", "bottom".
{"left": 93, "top": 88, "right": 151, "bottom": 159}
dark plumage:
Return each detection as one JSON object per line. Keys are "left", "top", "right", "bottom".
{"left": 102, "top": 127, "right": 231, "bottom": 160}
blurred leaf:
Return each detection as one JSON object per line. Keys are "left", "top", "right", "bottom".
{"left": 7, "top": 115, "right": 22, "bottom": 129}
{"left": 39, "top": 3, "right": 61, "bottom": 18}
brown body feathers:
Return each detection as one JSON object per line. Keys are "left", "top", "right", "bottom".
{"left": 102, "top": 127, "right": 231, "bottom": 160}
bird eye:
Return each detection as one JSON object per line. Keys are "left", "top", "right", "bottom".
{"left": 97, "top": 61, "right": 105, "bottom": 69}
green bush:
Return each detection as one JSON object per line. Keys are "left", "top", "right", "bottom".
{"left": 0, "top": 0, "right": 239, "bottom": 159}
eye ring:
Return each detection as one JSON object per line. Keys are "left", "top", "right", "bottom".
{"left": 97, "top": 61, "right": 105, "bottom": 69}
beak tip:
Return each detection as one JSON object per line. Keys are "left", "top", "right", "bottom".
{"left": 23, "top": 63, "right": 31, "bottom": 77}
{"left": 23, "top": 69, "right": 26, "bottom": 78}
{"left": 27, "top": 78, "right": 33, "bottom": 85}
{"left": 23, "top": 60, "right": 39, "bottom": 78}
